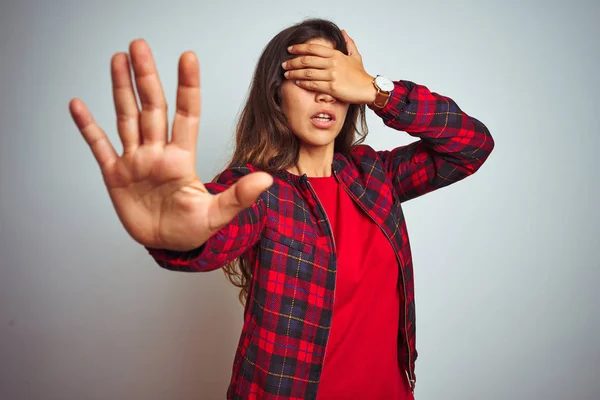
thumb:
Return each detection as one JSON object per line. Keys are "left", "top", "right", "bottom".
{"left": 342, "top": 29, "right": 360, "bottom": 58}
{"left": 210, "top": 171, "right": 273, "bottom": 230}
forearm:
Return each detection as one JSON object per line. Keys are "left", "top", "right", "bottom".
{"left": 144, "top": 164, "right": 268, "bottom": 272}
{"left": 375, "top": 80, "right": 494, "bottom": 172}
{"left": 373, "top": 80, "right": 495, "bottom": 202}
{"left": 145, "top": 197, "right": 265, "bottom": 272}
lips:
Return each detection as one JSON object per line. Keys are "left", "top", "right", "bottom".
{"left": 310, "top": 109, "right": 336, "bottom": 129}
{"left": 311, "top": 109, "right": 336, "bottom": 121}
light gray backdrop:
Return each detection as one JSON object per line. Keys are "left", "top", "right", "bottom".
{"left": 1, "top": 0, "right": 598, "bottom": 399}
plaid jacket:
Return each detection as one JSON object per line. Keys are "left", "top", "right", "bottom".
{"left": 146, "top": 80, "right": 494, "bottom": 399}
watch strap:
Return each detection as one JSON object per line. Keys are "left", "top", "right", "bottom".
{"left": 370, "top": 76, "right": 392, "bottom": 110}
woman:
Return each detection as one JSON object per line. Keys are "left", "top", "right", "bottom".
{"left": 69, "top": 18, "right": 494, "bottom": 400}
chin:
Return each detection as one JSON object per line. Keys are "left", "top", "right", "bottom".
{"left": 300, "top": 133, "right": 338, "bottom": 147}
{"left": 298, "top": 129, "right": 341, "bottom": 145}
{"left": 299, "top": 139, "right": 334, "bottom": 149}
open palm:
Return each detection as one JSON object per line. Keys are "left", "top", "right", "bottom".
{"left": 69, "top": 39, "right": 272, "bottom": 251}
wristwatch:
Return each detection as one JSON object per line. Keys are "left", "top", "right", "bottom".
{"left": 370, "top": 75, "right": 394, "bottom": 110}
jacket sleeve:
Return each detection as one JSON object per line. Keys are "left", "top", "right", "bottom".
{"left": 143, "top": 163, "right": 268, "bottom": 272}
{"left": 374, "top": 80, "right": 494, "bottom": 203}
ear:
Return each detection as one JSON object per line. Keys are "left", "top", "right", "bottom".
{"left": 341, "top": 29, "right": 360, "bottom": 58}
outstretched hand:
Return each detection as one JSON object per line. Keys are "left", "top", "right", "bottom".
{"left": 69, "top": 39, "right": 272, "bottom": 251}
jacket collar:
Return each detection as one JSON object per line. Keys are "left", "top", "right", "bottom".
{"left": 275, "top": 153, "right": 350, "bottom": 185}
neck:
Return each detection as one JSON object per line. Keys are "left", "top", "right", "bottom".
{"left": 286, "top": 144, "right": 334, "bottom": 177}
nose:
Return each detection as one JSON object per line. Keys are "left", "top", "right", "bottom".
{"left": 316, "top": 91, "right": 336, "bottom": 103}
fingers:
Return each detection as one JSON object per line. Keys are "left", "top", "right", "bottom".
{"left": 282, "top": 52, "right": 334, "bottom": 84}
{"left": 69, "top": 98, "right": 118, "bottom": 171}
{"left": 282, "top": 55, "right": 331, "bottom": 71}
{"left": 284, "top": 68, "right": 332, "bottom": 82}
{"left": 129, "top": 39, "right": 168, "bottom": 146}
{"left": 211, "top": 172, "right": 273, "bottom": 230}
{"left": 171, "top": 51, "right": 201, "bottom": 151}
{"left": 287, "top": 43, "right": 335, "bottom": 58}
{"left": 111, "top": 52, "right": 140, "bottom": 153}
{"left": 341, "top": 30, "right": 360, "bottom": 58}
{"left": 292, "top": 80, "right": 329, "bottom": 93}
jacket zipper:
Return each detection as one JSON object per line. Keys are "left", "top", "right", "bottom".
{"left": 332, "top": 169, "right": 416, "bottom": 392}
{"left": 302, "top": 175, "right": 337, "bottom": 396}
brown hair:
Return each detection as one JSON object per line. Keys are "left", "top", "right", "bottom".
{"left": 219, "top": 18, "right": 369, "bottom": 305}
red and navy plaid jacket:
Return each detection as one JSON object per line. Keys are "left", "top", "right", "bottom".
{"left": 146, "top": 80, "right": 494, "bottom": 399}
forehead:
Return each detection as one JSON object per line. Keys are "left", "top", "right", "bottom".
{"left": 304, "top": 37, "right": 335, "bottom": 49}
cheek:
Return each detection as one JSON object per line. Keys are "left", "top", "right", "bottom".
{"left": 282, "top": 89, "right": 310, "bottom": 122}
{"left": 283, "top": 101, "right": 304, "bottom": 126}
{"left": 338, "top": 107, "right": 350, "bottom": 125}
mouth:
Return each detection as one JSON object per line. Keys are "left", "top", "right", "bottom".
{"left": 310, "top": 110, "right": 336, "bottom": 129}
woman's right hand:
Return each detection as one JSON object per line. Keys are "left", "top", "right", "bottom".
{"left": 69, "top": 39, "right": 273, "bottom": 251}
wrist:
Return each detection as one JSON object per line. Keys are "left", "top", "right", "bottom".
{"left": 368, "top": 75, "right": 394, "bottom": 110}
{"left": 363, "top": 73, "right": 377, "bottom": 104}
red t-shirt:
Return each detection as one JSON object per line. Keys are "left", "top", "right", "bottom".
{"left": 308, "top": 175, "right": 413, "bottom": 400}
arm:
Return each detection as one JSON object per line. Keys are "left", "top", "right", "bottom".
{"left": 144, "top": 164, "right": 268, "bottom": 272}
{"left": 280, "top": 35, "right": 493, "bottom": 203}
{"left": 374, "top": 80, "right": 495, "bottom": 202}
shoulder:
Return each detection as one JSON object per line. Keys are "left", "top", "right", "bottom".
{"left": 343, "top": 144, "right": 384, "bottom": 171}
{"left": 211, "top": 163, "right": 296, "bottom": 205}
{"left": 350, "top": 143, "right": 375, "bottom": 155}
{"left": 214, "top": 163, "right": 293, "bottom": 185}
{"left": 213, "top": 163, "right": 265, "bottom": 185}
{"left": 349, "top": 143, "right": 378, "bottom": 158}
{"left": 337, "top": 144, "right": 390, "bottom": 186}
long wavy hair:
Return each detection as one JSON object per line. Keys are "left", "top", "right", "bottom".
{"left": 218, "top": 18, "right": 369, "bottom": 305}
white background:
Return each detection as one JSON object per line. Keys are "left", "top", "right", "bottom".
{"left": 1, "top": 0, "right": 598, "bottom": 399}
